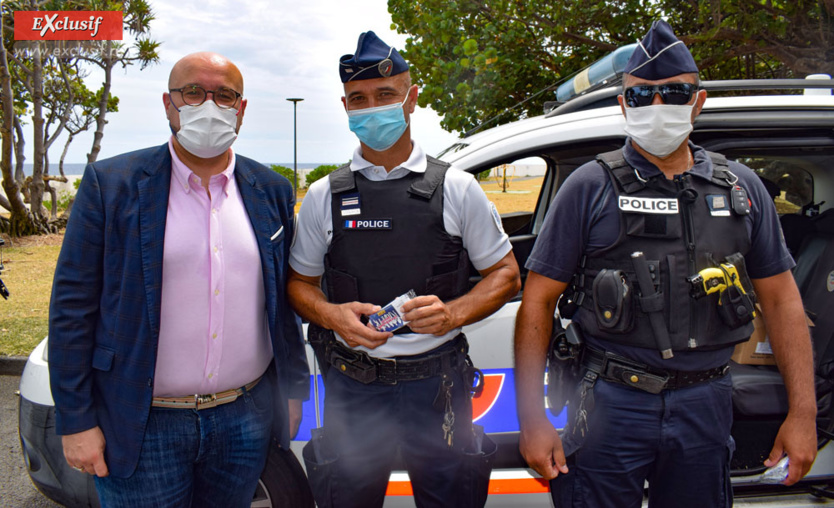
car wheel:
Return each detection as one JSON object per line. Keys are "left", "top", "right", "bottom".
{"left": 252, "top": 441, "right": 314, "bottom": 508}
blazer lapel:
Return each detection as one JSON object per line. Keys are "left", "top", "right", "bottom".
{"left": 138, "top": 145, "right": 172, "bottom": 338}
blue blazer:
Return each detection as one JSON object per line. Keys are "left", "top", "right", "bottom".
{"left": 48, "top": 144, "right": 309, "bottom": 478}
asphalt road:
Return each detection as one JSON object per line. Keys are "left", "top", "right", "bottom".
{"left": 1, "top": 374, "right": 60, "bottom": 508}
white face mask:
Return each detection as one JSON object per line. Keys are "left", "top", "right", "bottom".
{"left": 175, "top": 101, "right": 239, "bottom": 159}
{"left": 623, "top": 103, "right": 694, "bottom": 158}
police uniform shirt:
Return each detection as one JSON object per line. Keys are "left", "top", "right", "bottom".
{"left": 290, "top": 142, "right": 512, "bottom": 358}
{"left": 526, "top": 140, "right": 793, "bottom": 370}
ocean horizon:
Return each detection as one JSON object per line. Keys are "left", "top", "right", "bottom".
{"left": 22, "top": 162, "right": 339, "bottom": 176}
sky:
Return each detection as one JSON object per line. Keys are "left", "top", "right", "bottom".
{"left": 21, "top": 0, "right": 462, "bottom": 165}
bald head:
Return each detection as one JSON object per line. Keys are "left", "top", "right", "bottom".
{"left": 168, "top": 52, "right": 244, "bottom": 94}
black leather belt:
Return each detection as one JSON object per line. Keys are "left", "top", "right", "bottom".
{"left": 582, "top": 346, "right": 729, "bottom": 394}
{"left": 324, "top": 334, "right": 468, "bottom": 385}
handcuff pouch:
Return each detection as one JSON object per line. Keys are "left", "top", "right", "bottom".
{"left": 592, "top": 269, "right": 634, "bottom": 333}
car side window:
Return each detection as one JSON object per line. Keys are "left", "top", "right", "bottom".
{"left": 734, "top": 156, "right": 815, "bottom": 214}
{"left": 477, "top": 156, "right": 547, "bottom": 236}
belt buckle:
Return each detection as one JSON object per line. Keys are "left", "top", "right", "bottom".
{"left": 195, "top": 393, "right": 218, "bottom": 410}
{"left": 376, "top": 357, "right": 398, "bottom": 385}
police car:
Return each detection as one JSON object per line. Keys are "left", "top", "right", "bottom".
{"left": 17, "top": 60, "right": 834, "bottom": 506}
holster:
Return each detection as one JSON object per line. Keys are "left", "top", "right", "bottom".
{"left": 546, "top": 320, "right": 584, "bottom": 416}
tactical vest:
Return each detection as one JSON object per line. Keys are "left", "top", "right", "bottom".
{"left": 323, "top": 157, "right": 470, "bottom": 333}
{"left": 570, "top": 149, "right": 756, "bottom": 352}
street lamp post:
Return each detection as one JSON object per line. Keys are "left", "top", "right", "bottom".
{"left": 286, "top": 98, "right": 304, "bottom": 200}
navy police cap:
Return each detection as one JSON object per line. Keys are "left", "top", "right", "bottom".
{"left": 624, "top": 20, "right": 699, "bottom": 80}
{"left": 340, "top": 31, "right": 409, "bottom": 83}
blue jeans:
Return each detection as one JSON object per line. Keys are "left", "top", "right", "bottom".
{"left": 551, "top": 374, "right": 735, "bottom": 508}
{"left": 307, "top": 344, "right": 481, "bottom": 508}
{"left": 95, "top": 377, "right": 273, "bottom": 508}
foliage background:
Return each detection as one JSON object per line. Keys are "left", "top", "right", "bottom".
{"left": 389, "top": 0, "right": 834, "bottom": 133}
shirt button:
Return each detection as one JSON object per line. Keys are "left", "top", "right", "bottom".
{"left": 212, "top": 208, "right": 217, "bottom": 214}
{"left": 213, "top": 246, "right": 218, "bottom": 253}
{"left": 208, "top": 373, "right": 214, "bottom": 379}
{"left": 212, "top": 333, "right": 217, "bottom": 339}
{"left": 214, "top": 289, "right": 220, "bottom": 296}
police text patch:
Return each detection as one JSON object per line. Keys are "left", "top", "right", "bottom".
{"left": 344, "top": 219, "right": 392, "bottom": 230}
{"left": 618, "top": 197, "right": 679, "bottom": 214}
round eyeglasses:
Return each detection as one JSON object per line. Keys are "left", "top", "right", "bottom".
{"left": 169, "top": 85, "right": 242, "bottom": 109}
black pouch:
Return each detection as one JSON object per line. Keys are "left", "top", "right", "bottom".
{"left": 455, "top": 424, "right": 497, "bottom": 508}
{"left": 592, "top": 269, "right": 634, "bottom": 333}
{"left": 718, "top": 284, "right": 756, "bottom": 329}
{"left": 307, "top": 325, "right": 332, "bottom": 380}
{"left": 330, "top": 349, "right": 377, "bottom": 384}
{"left": 302, "top": 427, "right": 339, "bottom": 508}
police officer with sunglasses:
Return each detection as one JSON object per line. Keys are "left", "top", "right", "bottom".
{"left": 515, "top": 20, "right": 817, "bottom": 507}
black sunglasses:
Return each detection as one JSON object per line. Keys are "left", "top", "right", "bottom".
{"left": 623, "top": 83, "right": 697, "bottom": 108}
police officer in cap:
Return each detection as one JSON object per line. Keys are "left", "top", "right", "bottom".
{"left": 288, "top": 31, "right": 521, "bottom": 508}
{"left": 515, "top": 20, "right": 817, "bottom": 507}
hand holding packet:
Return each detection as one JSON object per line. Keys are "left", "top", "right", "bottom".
{"left": 758, "top": 456, "right": 789, "bottom": 484}
{"left": 368, "top": 290, "right": 417, "bottom": 333}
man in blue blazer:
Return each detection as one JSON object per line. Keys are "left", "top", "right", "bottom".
{"left": 48, "top": 52, "right": 309, "bottom": 507}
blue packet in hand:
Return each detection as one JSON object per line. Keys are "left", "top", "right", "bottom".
{"left": 368, "top": 290, "right": 416, "bottom": 333}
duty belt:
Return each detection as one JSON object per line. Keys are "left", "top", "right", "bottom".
{"left": 151, "top": 376, "right": 261, "bottom": 410}
{"left": 324, "top": 334, "right": 467, "bottom": 385}
{"left": 582, "top": 346, "right": 729, "bottom": 394}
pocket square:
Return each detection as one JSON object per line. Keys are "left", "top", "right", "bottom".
{"left": 270, "top": 226, "right": 284, "bottom": 241}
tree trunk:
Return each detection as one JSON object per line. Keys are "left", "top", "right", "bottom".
{"left": 45, "top": 179, "right": 57, "bottom": 221}
{"left": 43, "top": 151, "right": 55, "bottom": 220}
{"left": 59, "top": 132, "right": 73, "bottom": 178}
{"left": 30, "top": 41, "right": 46, "bottom": 225}
{"left": 0, "top": 8, "right": 42, "bottom": 236}
{"left": 58, "top": 132, "right": 75, "bottom": 219}
{"left": 87, "top": 41, "right": 114, "bottom": 164}
{"left": 13, "top": 117, "right": 25, "bottom": 187}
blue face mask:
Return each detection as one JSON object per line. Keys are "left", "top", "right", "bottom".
{"left": 347, "top": 89, "right": 410, "bottom": 152}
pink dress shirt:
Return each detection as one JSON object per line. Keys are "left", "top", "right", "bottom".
{"left": 152, "top": 140, "right": 272, "bottom": 397}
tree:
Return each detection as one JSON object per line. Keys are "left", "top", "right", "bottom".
{"left": 0, "top": 1, "right": 44, "bottom": 235}
{"left": 270, "top": 164, "right": 298, "bottom": 189}
{"left": 389, "top": 0, "right": 834, "bottom": 133}
{"left": 306, "top": 164, "right": 341, "bottom": 187}
{"left": 74, "top": 0, "right": 159, "bottom": 163}
{"left": 0, "top": 0, "right": 159, "bottom": 236}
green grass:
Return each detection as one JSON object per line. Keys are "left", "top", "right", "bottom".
{"left": 0, "top": 236, "right": 62, "bottom": 357}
